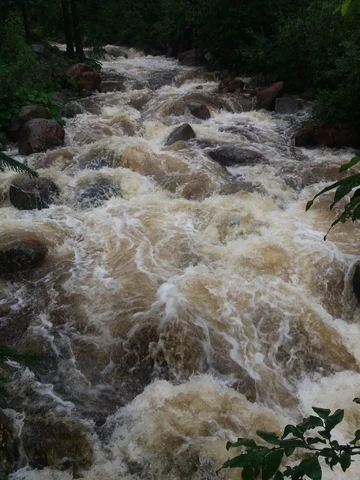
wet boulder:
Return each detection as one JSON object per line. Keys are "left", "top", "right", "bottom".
{"left": 293, "top": 124, "right": 315, "bottom": 147}
{"left": 275, "top": 97, "right": 302, "bottom": 115}
{"left": 206, "top": 145, "right": 264, "bottom": 167}
{"left": 164, "top": 123, "right": 196, "bottom": 146}
{"left": 10, "top": 176, "right": 59, "bottom": 210}
{"left": 66, "top": 63, "right": 101, "bottom": 91}
{"left": 8, "top": 105, "right": 50, "bottom": 142}
{"left": 0, "top": 411, "right": 19, "bottom": 478}
{"left": 178, "top": 48, "right": 208, "bottom": 66}
{"left": 0, "top": 240, "right": 48, "bottom": 275}
{"left": 63, "top": 101, "right": 85, "bottom": 118}
{"left": 186, "top": 102, "right": 211, "bottom": 120}
{"left": 256, "top": 81, "right": 285, "bottom": 110}
{"left": 293, "top": 122, "right": 360, "bottom": 149}
{"left": 76, "top": 177, "right": 121, "bottom": 208}
{"left": 218, "top": 77, "right": 245, "bottom": 93}
{"left": 19, "top": 119, "right": 65, "bottom": 155}
{"left": 313, "top": 124, "right": 360, "bottom": 149}
{"left": 22, "top": 414, "right": 94, "bottom": 473}
{"left": 353, "top": 261, "right": 360, "bottom": 302}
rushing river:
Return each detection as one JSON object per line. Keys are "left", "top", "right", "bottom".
{"left": 2, "top": 48, "right": 360, "bottom": 479}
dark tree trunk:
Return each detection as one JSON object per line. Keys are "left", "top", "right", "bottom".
{"left": 21, "top": 0, "right": 30, "bottom": 42}
{"left": 70, "top": 0, "right": 84, "bottom": 58}
{"left": 60, "top": 0, "right": 74, "bottom": 57}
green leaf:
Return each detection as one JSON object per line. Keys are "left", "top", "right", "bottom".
{"left": 257, "top": 431, "right": 281, "bottom": 445}
{"left": 354, "top": 429, "right": 360, "bottom": 440}
{"left": 325, "top": 409, "right": 344, "bottom": 431}
{"left": 353, "top": 398, "right": 360, "bottom": 404}
{"left": 222, "top": 454, "right": 249, "bottom": 469}
{"left": 299, "top": 456, "right": 322, "bottom": 480}
{"left": 227, "top": 438, "right": 258, "bottom": 450}
{"left": 282, "top": 425, "right": 303, "bottom": 439}
{"left": 262, "top": 449, "right": 284, "bottom": 480}
{"left": 242, "top": 465, "right": 255, "bottom": 480}
{"left": 318, "top": 448, "right": 337, "bottom": 458}
{"left": 340, "top": 156, "right": 360, "bottom": 172}
{"left": 307, "top": 437, "right": 326, "bottom": 445}
{"left": 312, "top": 408, "right": 331, "bottom": 419}
{"left": 341, "top": 0, "right": 352, "bottom": 16}
{"left": 339, "top": 450, "right": 351, "bottom": 471}
{"left": 299, "top": 416, "right": 323, "bottom": 431}
{"left": 318, "top": 430, "right": 331, "bottom": 440}
{"left": 274, "top": 472, "right": 283, "bottom": 480}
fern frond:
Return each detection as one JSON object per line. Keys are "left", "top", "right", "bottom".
{"left": 0, "top": 152, "right": 38, "bottom": 177}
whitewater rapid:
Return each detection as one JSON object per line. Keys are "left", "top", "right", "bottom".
{"left": 1, "top": 48, "right": 360, "bottom": 479}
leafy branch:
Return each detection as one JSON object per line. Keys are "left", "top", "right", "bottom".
{"left": 306, "top": 156, "right": 360, "bottom": 239}
{"left": 219, "top": 401, "right": 360, "bottom": 480}
{"left": 0, "top": 152, "right": 38, "bottom": 177}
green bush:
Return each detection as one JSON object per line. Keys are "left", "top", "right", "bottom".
{"left": 220, "top": 401, "right": 360, "bottom": 479}
{"left": 0, "top": 13, "right": 63, "bottom": 130}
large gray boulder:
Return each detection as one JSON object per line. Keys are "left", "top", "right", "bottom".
{"left": 164, "top": 123, "right": 196, "bottom": 146}
{"left": 10, "top": 176, "right": 59, "bottom": 210}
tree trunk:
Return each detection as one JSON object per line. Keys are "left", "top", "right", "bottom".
{"left": 70, "top": 0, "right": 84, "bottom": 58}
{"left": 21, "top": 0, "right": 30, "bottom": 42}
{"left": 60, "top": 0, "right": 74, "bottom": 57}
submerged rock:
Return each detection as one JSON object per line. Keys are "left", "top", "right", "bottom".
{"left": 0, "top": 411, "right": 19, "bottom": 478}
{"left": 275, "top": 97, "right": 302, "bottom": 114}
{"left": 206, "top": 144, "right": 264, "bottom": 166}
{"left": 164, "top": 123, "right": 196, "bottom": 146}
{"left": 10, "top": 176, "right": 59, "bottom": 210}
{"left": 22, "top": 414, "right": 94, "bottom": 473}
{"left": 76, "top": 177, "right": 121, "bottom": 207}
{"left": 19, "top": 119, "right": 65, "bottom": 155}
{"left": 186, "top": 102, "right": 211, "bottom": 120}
{"left": 63, "top": 101, "right": 85, "bottom": 118}
{"left": 0, "top": 240, "right": 48, "bottom": 275}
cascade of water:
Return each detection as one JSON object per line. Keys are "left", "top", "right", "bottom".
{"left": 1, "top": 50, "right": 360, "bottom": 480}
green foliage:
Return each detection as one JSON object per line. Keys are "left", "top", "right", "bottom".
{"left": 82, "top": 57, "right": 102, "bottom": 72}
{"left": 0, "top": 345, "right": 44, "bottom": 397}
{"left": 220, "top": 403, "right": 360, "bottom": 479}
{"left": 0, "top": 13, "right": 63, "bottom": 130}
{"left": 0, "top": 152, "right": 38, "bottom": 177}
{"left": 306, "top": 157, "right": 360, "bottom": 239}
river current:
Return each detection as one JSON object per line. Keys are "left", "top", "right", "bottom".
{"left": 1, "top": 48, "right": 360, "bottom": 479}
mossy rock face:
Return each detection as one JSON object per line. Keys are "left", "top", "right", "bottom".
{"left": 22, "top": 414, "right": 94, "bottom": 474}
{"left": 0, "top": 411, "right": 19, "bottom": 479}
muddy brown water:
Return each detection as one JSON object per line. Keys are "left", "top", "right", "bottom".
{"left": 1, "top": 47, "right": 360, "bottom": 479}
